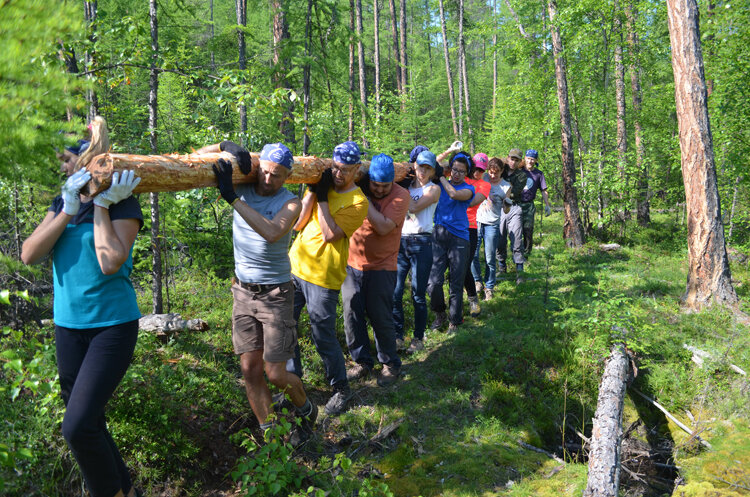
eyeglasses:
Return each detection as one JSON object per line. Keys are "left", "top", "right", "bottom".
{"left": 331, "top": 164, "right": 358, "bottom": 175}
{"left": 450, "top": 168, "right": 467, "bottom": 176}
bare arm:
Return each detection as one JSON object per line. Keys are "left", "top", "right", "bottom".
{"left": 93, "top": 207, "right": 141, "bottom": 275}
{"left": 409, "top": 184, "right": 440, "bottom": 214}
{"left": 293, "top": 191, "right": 316, "bottom": 231}
{"left": 440, "top": 177, "right": 473, "bottom": 201}
{"left": 20, "top": 210, "right": 70, "bottom": 265}
{"left": 317, "top": 201, "right": 346, "bottom": 243}
{"left": 234, "top": 197, "right": 301, "bottom": 243}
{"left": 367, "top": 203, "right": 398, "bottom": 236}
{"left": 542, "top": 189, "right": 551, "bottom": 208}
{"left": 469, "top": 192, "right": 486, "bottom": 207}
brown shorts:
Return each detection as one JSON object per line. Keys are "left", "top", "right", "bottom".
{"left": 231, "top": 280, "right": 297, "bottom": 362}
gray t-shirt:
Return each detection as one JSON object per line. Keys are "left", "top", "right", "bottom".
{"left": 476, "top": 180, "right": 510, "bottom": 225}
{"left": 233, "top": 184, "right": 296, "bottom": 284}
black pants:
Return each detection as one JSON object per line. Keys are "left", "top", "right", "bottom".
{"left": 56, "top": 320, "right": 138, "bottom": 497}
{"left": 462, "top": 227, "right": 478, "bottom": 298}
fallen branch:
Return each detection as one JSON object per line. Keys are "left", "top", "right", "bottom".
{"left": 683, "top": 343, "right": 747, "bottom": 376}
{"left": 139, "top": 313, "right": 209, "bottom": 340}
{"left": 517, "top": 440, "right": 565, "bottom": 464}
{"left": 369, "top": 418, "right": 404, "bottom": 444}
{"left": 630, "top": 387, "right": 711, "bottom": 449}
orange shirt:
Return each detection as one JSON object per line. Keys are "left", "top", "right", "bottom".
{"left": 348, "top": 184, "right": 410, "bottom": 271}
{"left": 466, "top": 178, "right": 491, "bottom": 229}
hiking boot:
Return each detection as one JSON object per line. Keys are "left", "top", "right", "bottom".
{"left": 395, "top": 337, "right": 406, "bottom": 351}
{"left": 468, "top": 296, "right": 481, "bottom": 318}
{"left": 346, "top": 363, "right": 371, "bottom": 382}
{"left": 430, "top": 312, "right": 447, "bottom": 330}
{"left": 289, "top": 403, "right": 318, "bottom": 448}
{"left": 272, "top": 392, "right": 294, "bottom": 414}
{"left": 377, "top": 365, "right": 401, "bottom": 387}
{"left": 406, "top": 339, "right": 424, "bottom": 354}
{"left": 324, "top": 386, "right": 351, "bottom": 416}
{"left": 447, "top": 323, "right": 459, "bottom": 334}
{"left": 484, "top": 287, "right": 493, "bottom": 301}
{"left": 474, "top": 281, "right": 483, "bottom": 294}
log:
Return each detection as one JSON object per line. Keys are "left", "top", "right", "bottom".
{"left": 82, "top": 152, "right": 413, "bottom": 197}
{"left": 139, "top": 313, "right": 209, "bottom": 340}
{"left": 583, "top": 343, "right": 630, "bottom": 497}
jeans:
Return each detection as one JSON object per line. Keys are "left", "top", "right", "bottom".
{"left": 56, "top": 321, "right": 138, "bottom": 497}
{"left": 478, "top": 222, "right": 501, "bottom": 289}
{"left": 462, "top": 228, "right": 479, "bottom": 298}
{"left": 470, "top": 226, "right": 483, "bottom": 283}
{"left": 286, "top": 275, "right": 348, "bottom": 390}
{"left": 343, "top": 267, "right": 401, "bottom": 370}
{"left": 427, "top": 225, "right": 470, "bottom": 325}
{"left": 498, "top": 204, "right": 525, "bottom": 266}
{"left": 393, "top": 234, "right": 433, "bottom": 340}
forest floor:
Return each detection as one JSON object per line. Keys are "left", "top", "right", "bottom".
{"left": 1, "top": 212, "right": 749, "bottom": 496}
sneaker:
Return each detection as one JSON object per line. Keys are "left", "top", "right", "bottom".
{"left": 468, "top": 296, "right": 481, "bottom": 318}
{"left": 324, "top": 386, "right": 351, "bottom": 416}
{"left": 272, "top": 392, "right": 295, "bottom": 414}
{"left": 474, "top": 281, "right": 483, "bottom": 294}
{"left": 346, "top": 363, "right": 371, "bottom": 382}
{"left": 447, "top": 323, "right": 459, "bottom": 334}
{"left": 377, "top": 365, "right": 401, "bottom": 387}
{"left": 289, "top": 403, "right": 318, "bottom": 448}
{"left": 395, "top": 337, "right": 406, "bottom": 351}
{"left": 484, "top": 287, "right": 493, "bottom": 301}
{"left": 406, "top": 339, "right": 424, "bottom": 354}
{"left": 430, "top": 312, "right": 447, "bottom": 330}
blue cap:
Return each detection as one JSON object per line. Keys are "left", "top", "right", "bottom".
{"left": 525, "top": 149, "right": 539, "bottom": 159}
{"left": 65, "top": 139, "right": 90, "bottom": 156}
{"left": 333, "top": 141, "right": 361, "bottom": 165}
{"left": 369, "top": 153, "right": 395, "bottom": 183}
{"left": 260, "top": 142, "right": 293, "bottom": 169}
{"left": 416, "top": 150, "right": 437, "bottom": 167}
{"left": 409, "top": 145, "right": 429, "bottom": 163}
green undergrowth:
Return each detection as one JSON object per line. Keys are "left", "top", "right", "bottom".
{"left": 1, "top": 213, "right": 748, "bottom": 496}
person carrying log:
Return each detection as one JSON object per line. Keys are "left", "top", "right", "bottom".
{"left": 21, "top": 118, "right": 145, "bottom": 497}
{"left": 197, "top": 140, "right": 317, "bottom": 446}
{"left": 475, "top": 157, "right": 511, "bottom": 300}
{"left": 343, "top": 154, "right": 410, "bottom": 387}
{"left": 519, "top": 149, "right": 552, "bottom": 258}
{"left": 496, "top": 148, "right": 529, "bottom": 284}
{"left": 286, "top": 141, "right": 369, "bottom": 416}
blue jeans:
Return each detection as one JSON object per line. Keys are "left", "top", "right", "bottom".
{"left": 392, "top": 234, "right": 433, "bottom": 340}
{"left": 428, "top": 225, "right": 470, "bottom": 325}
{"left": 478, "top": 222, "right": 500, "bottom": 289}
{"left": 56, "top": 321, "right": 138, "bottom": 497}
{"left": 470, "top": 226, "right": 483, "bottom": 283}
{"left": 286, "top": 275, "right": 348, "bottom": 390}
{"left": 343, "top": 267, "right": 401, "bottom": 369}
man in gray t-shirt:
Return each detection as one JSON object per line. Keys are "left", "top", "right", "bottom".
{"left": 200, "top": 140, "right": 317, "bottom": 446}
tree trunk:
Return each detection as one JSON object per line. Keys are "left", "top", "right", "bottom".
{"left": 599, "top": 26, "right": 610, "bottom": 223}
{"left": 627, "top": 1, "right": 649, "bottom": 226}
{"left": 236, "top": 0, "right": 247, "bottom": 139}
{"left": 209, "top": 0, "right": 216, "bottom": 72}
{"left": 271, "top": 0, "right": 295, "bottom": 144}
{"left": 425, "top": 0, "right": 433, "bottom": 71}
{"left": 458, "top": 0, "right": 473, "bottom": 152}
{"left": 438, "top": 0, "right": 458, "bottom": 137}
{"left": 356, "top": 0, "right": 368, "bottom": 147}
{"left": 547, "top": 0, "right": 585, "bottom": 247}
{"left": 349, "top": 0, "right": 355, "bottom": 140}
{"left": 149, "top": 0, "right": 163, "bottom": 314}
{"left": 316, "top": 4, "right": 340, "bottom": 143}
{"left": 667, "top": 0, "right": 738, "bottom": 309}
{"left": 583, "top": 343, "right": 630, "bottom": 497}
{"left": 728, "top": 175, "right": 740, "bottom": 240}
{"left": 302, "top": 0, "right": 312, "bottom": 154}
{"left": 399, "top": 0, "right": 408, "bottom": 92}
{"left": 83, "top": 1, "right": 99, "bottom": 123}
{"left": 614, "top": 2, "right": 627, "bottom": 224}
{"left": 388, "top": 0, "right": 402, "bottom": 94}
{"left": 492, "top": 0, "right": 497, "bottom": 121}
{"left": 374, "top": 0, "right": 381, "bottom": 119}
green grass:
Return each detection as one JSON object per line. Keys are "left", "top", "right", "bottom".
{"left": 1, "top": 212, "right": 748, "bottom": 496}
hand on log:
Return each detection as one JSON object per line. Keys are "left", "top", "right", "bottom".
{"left": 81, "top": 152, "right": 414, "bottom": 197}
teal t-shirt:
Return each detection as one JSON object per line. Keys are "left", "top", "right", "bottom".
{"left": 50, "top": 196, "right": 143, "bottom": 329}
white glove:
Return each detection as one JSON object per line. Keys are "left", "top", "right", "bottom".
{"left": 545, "top": 204, "right": 552, "bottom": 217}
{"left": 450, "top": 140, "right": 463, "bottom": 152}
{"left": 94, "top": 170, "right": 141, "bottom": 209}
{"left": 523, "top": 177, "right": 534, "bottom": 191}
{"left": 61, "top": 168, "right": 92, "bottom": 216}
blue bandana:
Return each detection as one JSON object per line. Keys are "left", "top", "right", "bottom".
{"left": 416, "top": 150, "right": 437, "bottom": 167}
{"left": 333, "top": 141, "right": 361, "bottom": 165}
{"left": 449, "top": 151, "right": 474, "bottom": 171}
{"left": 65, "top": 139, "right": 90, "bottom": 156}
{"left": 260, "top": 142, "right": 293, "bottom": 169}
{"left": 525, "top": 149, "right": 539, "bottom": 159}
{"left": 369, "top": 153, "right": 394, "bottom": 182}
{"left": 409, "top": 145, "right": 429, "bottom": 163}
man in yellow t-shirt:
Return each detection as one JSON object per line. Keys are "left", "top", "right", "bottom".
{"left": 287, "top": 141, "right": 368, "bottom": 416}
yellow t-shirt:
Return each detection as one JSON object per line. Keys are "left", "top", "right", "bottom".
{"left": 290, "top": 187, "right": 369, "bottom": 290}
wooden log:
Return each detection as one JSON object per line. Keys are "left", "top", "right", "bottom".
{"left": 82, "top": 152, "right": 414, "bottom": 197}
{"left": 139, "top": 313, "right": 209, "bottom": 339}
{"left": 583, "top": 343, "right": 630, "bottom": 497}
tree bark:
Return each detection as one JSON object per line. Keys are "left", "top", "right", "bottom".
{"left": 728, "top": 175, "right": 740, "bottom": 240}
{"left": 236, "top": 0, "right": 247, "bottom": 138}
{"left": 349, "top": 0, "right": 356, "bottom": 140}
{"left": 356, "top": 0, "right": 368, "bottom": 147}
{"left": 149, "top": 0, "right": 163, "bottom": 314}
{"left": 438, "top": 0, "right": 458, "bottom": 137}
{"left": 626, "top": 1, "right": 649, "bottom": 226}
{"left": 667, "top": 0, "right": 738, "bottom": 309}
{"left": 302, "top": 0, "right": 312, "bottom": 154}
{"left": 271, "top": 0, "right": 295, "bottom": 144}
{"left": 614, "top": 1, "right": 628, "bottom": 223}
{"left": 458, "top": 0, "right": 473, "bottom": 151}
{"left": 388, "top": 0, "right": 402, "bottom": 94}
{"left": 547, "top": 0, "right": 585, "bottom": 247}
{"left": 583, "top": 343, "right": 630, "bottom": 497}
{"left": 492, "top": 0, "right": 497, "bottom": 121}
{"left": 374, "top": 0, "right": 381, "bottom": 119}
{"left": 83, "top": 1, "right": 99, "bottom": 123}
{"left": 599, "top": 26, "right": 610, "bottom": 223}
{"left": 399, "top": 0, "right": 408, "bottom": 92}
{"left": 209, "top": 0, "right": 216, "bottom": 72}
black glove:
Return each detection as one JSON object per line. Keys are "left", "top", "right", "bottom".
{"left": 315, "top": 168, "right": 334, "bottom": 203}
{"left": 212, "top": 159, "right": 238, "bottom": 205}
{"left": 396, "top": 166, "right": 415, "bottom": 189}
{"left": 432, "top": 163, "right": 445, "bottom": 185}
{"left": 357, "top": 172, "right": 372, "bottom": 198}
{"left": 220, "top": 141, "right": 253, "bottom": 175}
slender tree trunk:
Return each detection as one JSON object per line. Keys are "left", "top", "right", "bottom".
{"left": 149, "top": 0, "right": 163, "bottom": 314}
{"left": 458, "top": 0, "right": 473, "bottom": 152}
{"left": 83, "top": 1, "right": 99, "bottom": 122}
{"left": 727, "top": 175, "right": 740, "bottom": 240}
{"left": 303, "top": 0, "right": 312, "bottom": 154}
{"left": 349, "top": 0, "right": 356, "bottom": 140}
{"left": 399, "top": 0, "right": 408, "bottom": 92}
{"left": 547, "top": 0, "right": 585, "bottom": 247}
{"left": 374, "top": 0, "right": 381, "bottom": 119}
{"left": 271, "top": 0, "right": 295, "bottom": 144}
{"left": 388, "top": 0, "right": 402, "bottom": 94}
{"left": 492, "top": 0, "right": 497, "bottom": 121}
{"left": 356, "top": 0, "right": 368, "bottom": 147}
{"left": 316, "top": 4, "right": 340, "bottom": 143}
{"left": 425, "top": 0, "right": 433, "bottom": 71}
{"left": 599, "top": 27, "right": 610, "bottom": 222}
{"left": 614, "top": 2, "right": 628, "bottom": 224}
{"left": 627, "top": 1, "right": 649, "bottom": 226}
{"left": 209, "top": 0, "right": 216, "bottom": 71}
{"left": 236, "top": 0, "right": 247, "bottom": 138}
{"left": 666, "top": 0, "right": 737, "bottom": 309}
{"left": 438, "top": 0, "right": 458, "bottom": 137}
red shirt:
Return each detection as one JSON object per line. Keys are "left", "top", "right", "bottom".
{"left": 466, "top": 178, "right": 491, "bottom": 229}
